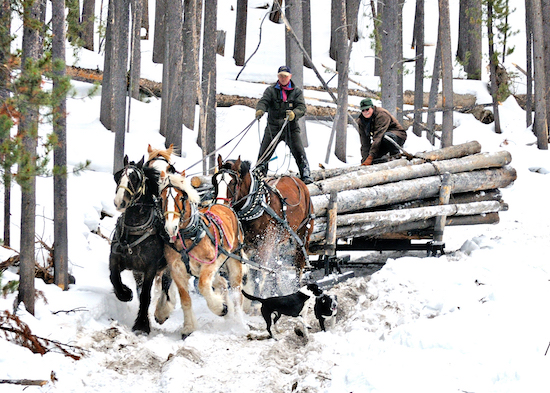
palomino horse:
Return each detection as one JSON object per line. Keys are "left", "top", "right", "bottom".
{"left": 159, "top": 171, "right": 247, "bottom": 338}
{"left": 111, "top": 156, "right": 175, "bottom": 334}
{"left": 213, "top": 156, "right": 314, "bottom": 295}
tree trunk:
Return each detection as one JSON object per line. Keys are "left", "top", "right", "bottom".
{"left": 312, "top": 140, "right": 482, "bottom": 181}
{"left": 285, "top": 0, "right": 308, "bottom": 148}
{"left": 541, "top": 0, "right": 550, "bottom": 132}
{"left": 302, "top": 0, "right": 312, "bottom": 68}
{"left": 309, "top": 151, "right": 512, "bottom": 197}
{"left": 142, "top": 0, "right": 150, "bottom": 39}
{"left": 233, "top": 0, "right": 247, "bottom": 66}
{"left": 438, "top": 0, "right": 453, "bottom": 147}
{"left": 412, "top": 0, "right": 424, "bottom": 137}
{"left": 160, "top": 0, "right": 184, "bottom": 150}
{"left": 311, "top": 166, "right": 517, "bottom": 216}
{"left": 525, "top": 0, "right": 533, "bottom": 127}
{"left": 380, "top": 0, "right": 400, "bottom": 117}
{"left": 457, "top": 0, "right": 481, "bottom": 79}
{"left": 130, "top": 0, "right": 143, "bottom": 100}
{"left": 396, "top": 1, "right": 404, "bottom": 124}
{"left": 372, "top": 0, "right": 381, "bottom": 76}
{"left": 81, "top": 0, "right": 95, "bottom": 51}
{"left": 182, "top": 0, "right": 200, "bottom": 130}
{"left": 333, "top": 0, "right": 348, "bottom": 162}
{"left": 152, "top": 0, "right": 166, "bottom": 63}
{"left": 52, "top": 0, "right": 69, "bottom": 290}
{"left": 531, "top": 0, "right": 549, "bottom": 149}
{"left": 0, "top": 0, "right": 11, "bottom": 246}
{"left": 200, "top": 0, "right": 217, "bottom": 174}
{"left": 18, "top": 0, "right": 44, "bottom": 315}
{"left": 329, "top": 0, "right": 338, "bottom": 62}
{"left": 487, "top": 2, "right": 501, "bottom": 134}
{"left": 346, "top": 0, "right": 360, "bottom": 42}
{"left": 426, "top": 30, "right": 441, "bottom": 145}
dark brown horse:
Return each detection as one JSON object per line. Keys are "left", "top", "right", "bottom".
{"left": 213, "top": 155, "right": 314, "bottom": 295}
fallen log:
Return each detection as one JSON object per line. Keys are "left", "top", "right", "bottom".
{"left": 308, "top": 150, "right": 512, "bottom": 196}
{"left": 311, "top": 166, "right": 517, "bottom": 217}
{"left": 311, "top": 200, "right": 504, "bottom": 241}
{"left": 310, "top": 140, "right": 482, "bottom": 181}
{"left": 310, "top": 210, "right": 501, "bottom": 245}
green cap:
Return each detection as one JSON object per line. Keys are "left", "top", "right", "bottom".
{"left": 360, "top": 98, "right": 373, "bottom": 110}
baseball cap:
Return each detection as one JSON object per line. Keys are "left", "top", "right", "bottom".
{"left": 360, "top": 98, "right": 373, "bottom": 110}
{"left": 277, "top": 65, "right": 292, "bottom": 76}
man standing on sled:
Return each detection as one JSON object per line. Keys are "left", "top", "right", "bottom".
{"left": 255, "top": 65, "right": 313, "bottom": 184}
{"left": 356, "top": 98, "right": 407, "bottom": 166}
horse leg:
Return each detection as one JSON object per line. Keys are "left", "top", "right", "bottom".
{"left": 225, "top": 257, "right": 245, "bottom": 312}
{"left": 163, "top": 245, "right": 197, "bottom": 338}
{"left": 154, "top": 269, "right": 177, "bottom": 325}
{"left": 132, "top": 270, "right": 155, "bottom": 334}
{"left": 109, "top": 254, "right": 133, "bottom": 302}
{"left": 197, "top": 260, "right": 228, "bottom": 317}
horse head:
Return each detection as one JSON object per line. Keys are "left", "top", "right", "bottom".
{"left": 160, "top": 172, "right": 200, "bottom": 242}
{"left": 114, "top": 155, "right": 146, "bottom": 212}
{"left": 213, "top": 155, "right": 253, "bottom": 206}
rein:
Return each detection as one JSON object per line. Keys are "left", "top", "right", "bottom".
{"left": 117, "top": 165, "right": 147, "bottom": 206}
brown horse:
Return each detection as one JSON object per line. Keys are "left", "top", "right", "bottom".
{"left": 159, "top": 171, "right": 248, "bottom": 338}
{"left": 213, "top": 155, "right": 314, "bottom": 295}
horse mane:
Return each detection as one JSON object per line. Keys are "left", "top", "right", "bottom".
{"left": 162, "top": 173, "right": 200, "bottom": 204}
{"left": 143, "top": 166, "right": 161, "bottom": 196}
{"left": 147, "top": 144, "right": 176, "bottom": 162}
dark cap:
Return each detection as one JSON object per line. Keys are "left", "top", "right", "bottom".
{"left": 360, "top": 98, "right": 373, "bottom": 110}
{"left": 277, "top": 65, "right": 292, "bottom": 75}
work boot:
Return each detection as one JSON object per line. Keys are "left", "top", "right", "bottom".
{"left": 298, "top": 159, "right": 314, "bottom": 185}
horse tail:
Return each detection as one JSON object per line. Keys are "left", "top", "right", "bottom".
{"left": 241, "top": 290, "right": 264, "bottom": 303}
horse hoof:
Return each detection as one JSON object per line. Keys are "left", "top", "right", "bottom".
{"left": 115, "top": 286, "right": 133, "bottom": 302}
{"left": 220, "top": 304, "right": 228, "bottom": 317}
{"left": 132, "top": 321, "right": 150, "bottom": 335}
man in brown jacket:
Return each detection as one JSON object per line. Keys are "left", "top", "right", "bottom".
{"left": 356, "top": 98, "right": 407, "bottom": 166}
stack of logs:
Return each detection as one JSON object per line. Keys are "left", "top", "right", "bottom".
{"left": 306, "top": 141, "right": 517, "bottom": 252}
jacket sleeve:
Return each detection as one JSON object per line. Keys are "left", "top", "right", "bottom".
{"left": 256, "top": 86, "right": 272, "bottom": 113}
{"left": 369, "top": 111, "right": 391, "bottom": 158}
{"left": 291, "top": 87, "right": 307, "bottom": 120}
{"left": 356, "top": 117, "right": 371, "bottom": 162}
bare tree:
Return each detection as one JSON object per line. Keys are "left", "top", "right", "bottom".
{"left": 233, "top": 0, "right": 247, "bottom": 66}
{"left": 541, "top": 0, "right": 550, "bottom": 132}
{"left": 427, "top": 35, "right": 441, "bottom": 145}
{"left": 438, "top": 0, "right": 453, "bottom": 147}
{"left": 412, "top": 0, "right": 424, "bottom": 137}
{"left": 17, "top": 0, "right": 44, "bottom": 315}
{"left": 182, "top": 0, "right": 200, "bottom": 131}
{"left": 142, "top": 0, "right": 150, "bottom": 39}
{"left": 52, "top": 0, "right": 69, "bottom": 290}
{"left": 302, "top": 0, "right": 313, "bottom": 68}
{"left": 346, "top": 0, "right": 360, "bottom": 42}
{"left": 530, "top": 0, "right": 549, "bottom": 149}
{"left": 129, "top": 0, "right": 143, "bottom": 100}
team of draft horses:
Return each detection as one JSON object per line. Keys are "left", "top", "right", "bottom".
{"left": 109, "top": 144, "right": 315, "bottom": 338}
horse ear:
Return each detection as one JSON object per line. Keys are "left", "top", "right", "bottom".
{"left": 217, "top": 154, "right": 223, "bottom": 168}
{"left": 137, "top": 156, "right": 145, "bottom": 168}
{"left": 147, "top": 144, "right": 153, "bottom": 153}
{"left": 235, "top": 156, "right": 242, "bottom": 171}
{"left": 181, "top": 170, "right": 186, "bottom": 177}
{"left": 167, "top": 144, "right": 174, "bottom": 155}
{"left": 124, "top": 155, "right": 129, "bottom": 166}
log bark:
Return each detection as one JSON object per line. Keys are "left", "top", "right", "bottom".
{"left": 310, "top": 140, "right": 482, "bottom": 181}
{"left": 311, "top": 166, "right": 517, "bottom": 217}
{"left": 308, "top": 150, "right": 512, "bottom": 196}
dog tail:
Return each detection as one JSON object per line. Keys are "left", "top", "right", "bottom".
{"left": 241, "top": 290, "right": 263, "bottom": 303}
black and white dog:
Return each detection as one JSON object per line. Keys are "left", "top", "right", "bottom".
{"left": 242, "top": 283, "right": 323, "bottom": 339}
{"left": 314, "top": 293, "right": 338, "bottom": 331}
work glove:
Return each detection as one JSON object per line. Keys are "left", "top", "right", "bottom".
{"left": 255, "top": 109, "right": 264, "bottom": 120}
{"left": 361, "top": 155, "right": 374, "bottom": 166}
{"left": 286, "top": 110, "right": 295, "bottom": 121}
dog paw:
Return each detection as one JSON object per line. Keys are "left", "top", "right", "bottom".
{"left": 220, "top": 303, "right": 228, "bottom": 316}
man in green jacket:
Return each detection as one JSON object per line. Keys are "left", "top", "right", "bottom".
{"left": 255, "top": 66, "right": 313, "bottom": 184}
{"left": 356, "top": 98, "right": 407, "bottom": 166}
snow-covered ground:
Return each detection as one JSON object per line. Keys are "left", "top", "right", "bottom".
{"left": 2, "top": 1, "right": 550, "bottom": 392}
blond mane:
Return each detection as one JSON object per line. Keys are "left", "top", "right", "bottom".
{"left": 161, "top": 172, "right": 200, "bottom": 204}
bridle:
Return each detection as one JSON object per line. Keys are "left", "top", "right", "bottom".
{"left": 116, "top": 164, "right": 147, "bottom": 207}
{"left": 161, "top": 182, "right": 201, "bottom": 237}
{"left": 212, "top": 168, "right": 241, "bottom": 205}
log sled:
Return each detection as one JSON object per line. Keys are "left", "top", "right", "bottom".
{"left": 190, "top": 141, "right": 516, "bottom": 265}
